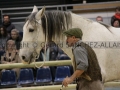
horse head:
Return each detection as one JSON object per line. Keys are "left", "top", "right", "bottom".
{"left": 19, "top": 6, "right": 45, "bottom": 64}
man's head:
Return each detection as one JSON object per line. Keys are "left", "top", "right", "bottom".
{"left": 63, "top": 28, "right": 83, "bottom": 47}
{"left": 3, "top": 15, "right": 10, "bottom": 24}
{"left": 115, "top": 6, "right": 120, "bottom": 14}
{"left": 96, "top": 16, "right": 103, "bottom": 22}
{"left": 11, "top": 29, "right": 19, "bottom": 40}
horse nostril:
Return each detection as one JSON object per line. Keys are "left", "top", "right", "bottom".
{"left": 22, "top": 56, "right": 26, "bottom": 60}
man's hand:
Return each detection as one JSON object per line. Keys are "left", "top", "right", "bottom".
{"left": 62, "top": 70, "right": 84, "bottom": 87}
{"left": 62, "top": 76, "right": 73, "bottom": 87}
{"left": 6, "top": 62, "right": 11, "bottom": 64}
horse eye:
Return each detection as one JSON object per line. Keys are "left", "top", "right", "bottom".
{"left": 29, "top": 29, "right": 34, "bottom": 32}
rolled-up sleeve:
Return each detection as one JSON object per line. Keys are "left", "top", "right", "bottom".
{"left": 73, "top": 47, "right": 88, "bottom": 71}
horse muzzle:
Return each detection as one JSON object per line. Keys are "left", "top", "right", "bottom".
{"left": 19, "top": 49, "right": 34, "bottom": 64}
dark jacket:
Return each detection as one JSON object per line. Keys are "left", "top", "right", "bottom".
{"left": 111, "top": 16, "right": 120, "bottom": 27}
{"left": 2, "top": 21, "right": 15, "bottom": 34}
{"left": 37, "top": 43, "right": 59, "bottom": 61}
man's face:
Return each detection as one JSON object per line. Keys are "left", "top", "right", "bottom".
{"left": 96, "top": 18, "right": 103, "bottom": 22}
{"left": 3, "top": 16, "right": 10, "bottom": 23}
{"left": 66, "top": 36, "right": 75, "bottom": 47}
{"left": 11, "top": 31, "right": 18, "bottom": 40}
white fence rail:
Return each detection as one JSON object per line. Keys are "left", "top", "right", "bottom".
{"left": 0, "top": 60, "right": 120, "bottom": 89}
{"left": 0, "top": 60, "right": 72, "bottom": 69}
{"left": 0, "top": 82, "right": 120, "bottom": 90}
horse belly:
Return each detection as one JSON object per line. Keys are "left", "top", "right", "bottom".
{"left": 95, "top": 48, "right": 120, "bottom": 82}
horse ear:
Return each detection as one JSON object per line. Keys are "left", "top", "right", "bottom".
{"left": 35, "top": 6, "right": 45, "bottom": 20}
{"left": 32, "top": 5, "right": 38, "bottom": 13}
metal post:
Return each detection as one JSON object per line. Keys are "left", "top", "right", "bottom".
{"left": 1, "top": 9, "right": 3, "bottom": 22}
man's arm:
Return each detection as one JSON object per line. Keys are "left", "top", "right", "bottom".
{"left": 70, "top": 69, "right": 84, "bottom": 81}
{"left": 62, "top": 47, "right": 88, "bottom": 87}
{"left": 62, "top": 69, "right": 84, "bottom": 87}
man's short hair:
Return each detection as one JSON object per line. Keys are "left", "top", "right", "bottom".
{"left": 3, "top": 14, "right": 10, "bottom": 19}
{"left": 96, "top": 16, "right": 103, "bottom": 21}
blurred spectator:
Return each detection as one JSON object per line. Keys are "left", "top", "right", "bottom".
{"left": 40, "top": 41, "right": 59, "bottom": 61}
{"left": 111, "top": 19, "right": 120, "bottom": 28}
{"left": 56, "top": 48, "right": 64, "bottom": 59}
{"left": 111, "top": 6, "right": 120, "bottom": 26}
{"left": 57, "top": 54, "right": 70, "bottom": 60}
{"left": 37, "top": 41, "right": 60, "bottom": 81}
{"left": 8, "top": 29, "right": 22, "bottom": 50}
{"left": 2, "top": 15, "right": 15, "bottom": 36}
{"left": 1, "top": 40, "right": 21, "bottom": 79}
{"left": 0, "top": 26, "right": 9, "bottom": 51}
{"left": 96, "top": 16, "right": 103, "bottom": 22}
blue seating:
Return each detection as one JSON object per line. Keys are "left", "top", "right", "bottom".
{"left": 36, "top": 67, "right": 52, "bottom": 84}
{"left": 54, "top": 66, "right": 71, "bottom": 83}
{"left": 1, "top": 70, "right": 16, "bottom": 86}
{"left": 58, "top": 54, "right": 70, "bottom": 60}
{"left": 18, "top": 68, "right": 34, "bottom": 85}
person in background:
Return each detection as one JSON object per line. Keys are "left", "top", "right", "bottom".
{"left": 62, "top": 28, "right": 103, "bottom": 90}
{"left": 111, "top": 19, "right": 120, "bottom": 28}
{"left": 111, "top": 6, "right": 120, "bottom": 26}
{"left": 96, "top": 16, "right": 103, "bottom": 22}
{"left": 2, "top": 15, "right": 15, "bottom": 36}
{"left": 8, "top": 29, "right": 22, "bottom": 50}
{"left": 0, "top": 26, "right": 9, "bottom": 51}
{"left": 36, "top": 41, "right": 60, "bottom": 81}
{"left": 1, "top": 40, "right": 21, "bottom": 78}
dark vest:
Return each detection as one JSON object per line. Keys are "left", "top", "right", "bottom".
{"left": 73, "top": 42, "right": 102, "bottom": 81}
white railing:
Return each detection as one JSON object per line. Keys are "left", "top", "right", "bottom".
{"left": 0, "top": 60, "right": 120, "bottom": 90}
{"left": 0, "top": 82, "right": 120, "bottom": 90}
{"left": 0, "top": 60, "right": 72, "bottom": 69}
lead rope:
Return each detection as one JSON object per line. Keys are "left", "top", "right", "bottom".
{"left": 33, "top": 13, "right": 48, "bottom": 68}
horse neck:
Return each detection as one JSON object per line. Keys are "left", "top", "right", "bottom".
{"left": 71, "top": 13, "right": 93, "bottom": 34}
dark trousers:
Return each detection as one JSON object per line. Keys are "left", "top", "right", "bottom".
{"left": 76, "top": 79, "right": 104, "bottom": 90}
{"left": 50, "top": 66, "right": 56, "bottom": 82}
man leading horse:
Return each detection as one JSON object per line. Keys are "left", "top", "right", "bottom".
{"left": 62, "top": 28, "right": 104, "bottom": 90}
